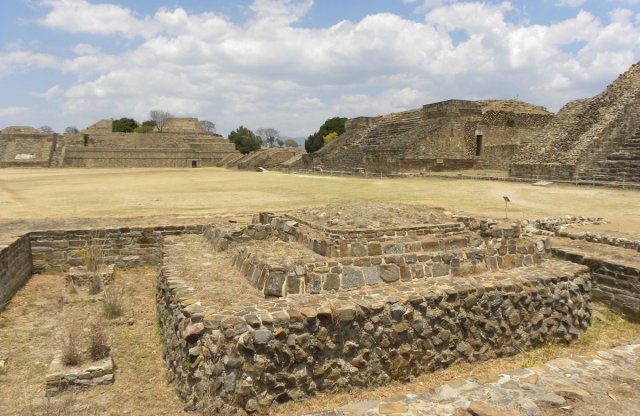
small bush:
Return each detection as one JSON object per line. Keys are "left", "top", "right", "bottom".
{"left": 79, "top": 239, "right": 104, "bottom": 273}
{"left": 88, "top": 318, "right": 110, "bottom": 360}
{"left": 67, "top": 282, "right": 78, "bottom": 295}
{"left": 61, "top": 327, "right": 81, "bottom": 366}
{"left": 88, "top": 274, "right": 102, "bottom": 295}
{"left": 103, "top": 286, "right": 124, "bottom": 319}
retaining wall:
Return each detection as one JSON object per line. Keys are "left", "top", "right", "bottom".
{"left": 0, "top": 235, "right": 32, "bottom": 310}
{"left": 553, "top": 247, "right": 640, "bottom": 322}
{"left": 29, "top": 225, "right": 203, "bottom": 273}
{"left": 233, "top": 240, "right": 548, "bottom": 297}
{"left": 157, "top": 260, "right": 591, "bottom": 413}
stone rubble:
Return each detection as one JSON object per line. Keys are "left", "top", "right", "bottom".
{"left": 45, "top": 355, "right": 115, "bottom": 396}
{"left": 306, "top": 343, "right": 640, "bottom": 416}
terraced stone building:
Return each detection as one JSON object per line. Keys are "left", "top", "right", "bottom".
{"left": 0, "top": 118, "right": 241, "bottom": 168}
{"left": 510, "top": 62, "right": 640, "bottom": 184}
{"left": 292, "top": 99, "right": 552, "bottom": 174}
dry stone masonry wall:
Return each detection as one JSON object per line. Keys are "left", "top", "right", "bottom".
{"left": 511, "top": 61, "right": 640, "bottom": 183}
{"left": 29, "top": 225, "right": 203, "bottom": 273}
{"left": 0, "top": 235, "right": 32, "bottom": 310}
{"left": 2, "top": 205, "right": 640, "bottom": 414}
{"left": 157, "top": 256, "right": 591, "bottom": 414}
{"left": 155, "top": 206, "right": 601, "bottom": 414}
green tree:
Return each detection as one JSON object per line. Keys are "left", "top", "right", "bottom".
{"left": 282, "top": 139, "right": 299, "bottom": 147}
{"left": 134, "top": 120, "right": 156, "bottom": 133}
{"left": 228, "top": 126, "right": 261, "bottom": 154}
{"left": 112, "top": 118, "right": 138, "bottom": 133}
{"left": 305, "top": 117, "right": 347, "bottom": 153}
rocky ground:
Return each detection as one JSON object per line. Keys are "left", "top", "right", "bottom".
{"left": 306, "top": 343, "right": 640, "bottom": 416}
{"left": 293, "top": 203, "right": 452, "bottom": 229}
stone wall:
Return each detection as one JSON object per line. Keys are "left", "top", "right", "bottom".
{"left": 477, "top": 144, "right": 520, "bottom": 169}
{"left": 0, "top": 132, "right": 57, "bottom": 168}
{"left": 0, "top": 235, "right": 32, "bottom": 310}
{"left": 552, "top": 247, "right": 639, "bottom": 322}
{"left": 59, "top": 133, "right": 231, "bottom": 149}
{"left": 157, "top": 260, "right": 591, "bottom": 413}
{"left": 233, "top": 241, "right": 547, "bottom": 297}
{"left": 29, "top": 225, "right": 203, "bottom": 273}
{"left": 62, "top": 148, "right": 233, "bottom": 168}
{"left": 228, "top": 148, "right": 305, "bottom": 170}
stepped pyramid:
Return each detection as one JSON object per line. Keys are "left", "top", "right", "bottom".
{"left": 293, "top": 100, "right": 551, "bottom": 174}
{"left": 510, "top": 61, "right": 640, "bottom": 183}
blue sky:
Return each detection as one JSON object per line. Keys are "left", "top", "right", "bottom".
{"left": 1, "top": 0, "right": 639, "bottom": 137}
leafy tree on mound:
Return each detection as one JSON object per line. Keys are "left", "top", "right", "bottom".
{"left": 305, "top": 117, "right": 347, "bottom": 153}
{"left": 134, "top": 120, "right": 156, "bottom": 133}
{"left": 112, "top": 118, "right": 138, "bottom": 133}
{"left": 228, "top": 126, "right": 261, "bottom": 154}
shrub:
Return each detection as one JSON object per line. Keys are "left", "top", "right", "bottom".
{"left": 88, "top": 318, "right": 110, "bottom": 360}
{"left": 305, "top": 117, "right": 347, "bottom": 153}
{"left": 88, "top": 274, "right": 102, "bottom": 295}
{"left": 103, "top": 286, "right": 125, "bottom": 319}
{"left": 79, "top": 239, "right": 104, "bottom": 273}
{"left": 61, "top": 327, "right": 81, "bottom": 366}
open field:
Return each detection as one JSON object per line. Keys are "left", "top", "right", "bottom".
{"left": 1, "top": 167, "right": 639, "bottom": 242}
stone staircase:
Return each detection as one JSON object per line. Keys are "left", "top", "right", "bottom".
{"left": 361, "top": 109, "right": 423, "bottom": 148}
{"left": 309, "top": 119, "right": 378, "bottom": 171}
{"left": 579, "top": 128, "right": 640, "bottom": 183}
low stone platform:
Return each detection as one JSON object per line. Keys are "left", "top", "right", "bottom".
{"left": 45, "top": 355, "right": 114, "bottom": 396}
{"left": 307, "top": 343, "right": 640, "bottom": 416}
{"left": 158, "top": 236, "right": 590, "bottom": 413}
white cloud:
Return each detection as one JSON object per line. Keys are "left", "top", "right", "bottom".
{"left": 0, "top": 50, "right": 58, "bottom": 77}
{"left": 0, "top": 106, "right": 31, "bottom": 118}
{"left": 73, "top": 43, "right": 100, "bottom": 55}
{"left": 556, "top": 0, "right": 587, "bottom": 7}
{"left": 39, "top": 0, "right": 157, "bottom": 37}
{"left": 7, "top": 0, "right": 639, "bottom": 136}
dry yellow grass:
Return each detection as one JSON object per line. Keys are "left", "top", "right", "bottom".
{"left": 0, "top": 267, "right": 188, "bottom": 416}
{"left": 0, "top": 167, "right": 638, "bottom": 240}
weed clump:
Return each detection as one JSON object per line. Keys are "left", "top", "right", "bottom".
{"left": 88, "top": 274, "right": 102, "bottom": 295}
{"left": 79, "top": 238, "right": 104, "bottom": 273}
{"left": 103, "top": 286, "right": 125, "bottom": 319}
{"left": 88, "top": 318, "right": 110, "bottom": 360}
{"left": 61, "top": 327, "right": 81, "bottom": 366}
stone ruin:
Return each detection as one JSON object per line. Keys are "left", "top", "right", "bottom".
{"left": 0, "top": 118, "right": 241, "bottom": 168}
{"left": 0, "top": 126, "right": 57, "bottom": 168}
{"left": 1, "top": 203, "right": 639, "bottom": 414}
{"left": 292, "top": 100, "right": 552, "bottom": 174}
{"left": 55, "top": 118, "right": 239, "bottom": 168}
{"left": 510, "top": 61, "right": 640, "bottom": 184}
{"left": 0, "top": 117, "right": 307, "bottom": 170}
{"left": 157, "top": 203, "right": 597, "bottom": 413}
{"left": 290, "top": 61, "right": 639, "bottom": 186}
